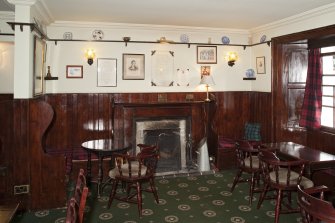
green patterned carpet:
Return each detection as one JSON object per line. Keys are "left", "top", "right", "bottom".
{"left": 12, "top": 170, "right": 302, "bottom": 223}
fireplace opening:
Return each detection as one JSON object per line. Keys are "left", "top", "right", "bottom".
{"left": 143, "top": 129, "right": 181, "bottom": 172}
{"left": 134, "top": 117, "right": 191, "bottom": 175}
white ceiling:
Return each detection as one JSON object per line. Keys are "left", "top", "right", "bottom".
{"left": 4, "top": 0, "right": 335, "bottom": 29}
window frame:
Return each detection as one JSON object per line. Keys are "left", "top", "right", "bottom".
{"left": 320, "top": 50, "right": 335, "bottom": 132}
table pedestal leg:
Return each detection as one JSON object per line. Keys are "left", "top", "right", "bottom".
{"left": 86, "top": 151, "right": 92, "bottom": 186}
{"left": 97, "top": 155, "right": 103, "bottom": 198}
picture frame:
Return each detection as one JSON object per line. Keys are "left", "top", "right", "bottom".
{"left": 151, "top": 50, "right": 174, "bottom": 86}
{"left": 97, "top": 58, "right": 117, "bottom": 87}
{"left": 66, "top": 65, "right": 83, "bottom": 78}
{"left": 256, "top": 56, "right": 266, "bottom": 74}
{"left": 197, "top": 46, "right": 217, "bottom": 64}
{"left": 123, "top": 54, "right": 145, "bottom": 80}
{"left": 33, "top": 35, "right": 46, "bottom": 96}
{"left": 200, "top": 66, "right": 211, "bottom": 77}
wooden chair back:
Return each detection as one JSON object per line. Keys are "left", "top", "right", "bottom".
{"left": 235, "top": 140, "right": 260, "bottom": 170}
{"left": 297, "top": 185, "right": 335, "bottom": 223}
{"left": 113, "top": 145, "right": 159, "bottom": 180}
{"left": 65, "top": 198, "right": 78, "bottom": 223}
{"left": 66, "top": 169, "right": 88, "bottom": 223}
{"left": 258, "top": 150, "right": 306, "bottom": 189}
{"left": 73, "top": 168, "right": 89, "bottom": 223}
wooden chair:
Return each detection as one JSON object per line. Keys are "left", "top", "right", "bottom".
{"left": 65, "top": 198, "right": 78, "bottom": 223}
{"left": 65, "top": 168, "right": 88, "bottom": 223}
{"left": 230, "top": 140, "right": 263, "bottom": 205}
{"left": 257, "top": 150, "right": 314, "bottom": 223}
{"left": 74, "top": 169, "right": 88, "bottom": 223}
{"left": 297, "top": 185, "right": 335, "bottom": 223}
{"left": 108, "top": 144, "right": 159, "bottom": 217}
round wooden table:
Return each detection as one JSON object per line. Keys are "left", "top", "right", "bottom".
{"left": 81, "top": 139, "right": 131, "bottom": 197}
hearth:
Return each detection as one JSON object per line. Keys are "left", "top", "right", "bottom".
{"left": 134, "top": 117, "right": 192, "bottom": 175}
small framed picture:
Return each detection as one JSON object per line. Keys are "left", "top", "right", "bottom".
{"left": 197, "top": 46, "right": 217, "bottom": 64}
{"left": 200, "top": 66, "right": 211, "bottom": 77}
{"left": 256, "top": 56, "right": 266, "bottom": 74}
{"left": 66, "top": 65, "right": 83, "bottom": 78}
{"left": 123, "top": 54, "right": 145, "bottom": 80}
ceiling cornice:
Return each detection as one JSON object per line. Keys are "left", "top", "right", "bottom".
{"left": 7, "top": 0, "right": 36, "bottom": 6}
{"left": 49, "top": 21, "right": 250, "bottom": 35}
{"left": 250, "top": 2, "right": 335, "bottom": 34}
{"left": 33, "top": 0, "right": 53, "bottom": 24}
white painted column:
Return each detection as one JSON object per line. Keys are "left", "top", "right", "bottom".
{"left": 8, "top": 0, "right": 36, "bottom": 98}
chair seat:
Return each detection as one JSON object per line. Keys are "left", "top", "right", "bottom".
{"left": 243, "top": 155, "right": 260, "bottom": 169}
{"left": 269, "top": 169, "right": 314, "bottom": 188}
{"left": 108, "top": 144, "right": 159, "bottom": 217}
{"left": 109, "top": 161, "right": 148, "bottom": 178}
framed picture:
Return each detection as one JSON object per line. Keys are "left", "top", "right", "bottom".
{"left": 201, "top": 66, "right": 211, "bottom": 77}
{"left": 33, "top": 35, "right": 46, "bottom": 96}
{"left": 197, "top": 46, "right": 217, "bottom": 64}
{"left": 97, "top": 58, "right": 117, "bottom": 87}
{"left": 123, "top": 54, "right": 145, "bottom": 80}
{"left": 66, "top": 65, "right": 83, "bottom": 78}
{"left": 151, "top": 50, "right": 174, "bottom": 86}
{"left": 256, "top": 56, "right": 266, "bottom": 74}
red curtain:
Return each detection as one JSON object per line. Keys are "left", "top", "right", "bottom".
{"left": 299, "top": 48, "right": 323, "bottom": 129}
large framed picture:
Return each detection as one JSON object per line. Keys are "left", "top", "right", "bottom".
{"left": 97, "top": 58, "right": 117, "bottom": 87}
{"left": 151, "top": 50, "right": 174, "bottom": 86}
{"left": 256, "top": 56, "right": 266, "bottom": 74}
{"left": 123, "top": 54, "right": 145, "bottom": 80}
{"left": 33, "top": 35, "right": 46, "bottom": 96}
{"left": 197, "top": 46, "right": 217, "bottom": 64}
{"left": 66, "top": 65, "right": 83, "bottom": 78}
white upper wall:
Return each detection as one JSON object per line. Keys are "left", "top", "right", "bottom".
{"left": 1, "top": 4, "right": 335, "bottom": 96}
{"left": 45, "top": 23, "right": 252, "bottom": 93}
{"left": 0, "top": 41, "right": 14, "bottom": 93}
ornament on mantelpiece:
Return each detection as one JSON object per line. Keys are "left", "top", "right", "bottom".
{"left": 46, "top": 66, "right": 52, "bottom": 78}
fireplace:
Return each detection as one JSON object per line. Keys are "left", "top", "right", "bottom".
{"left": 134, "top": 117, "right": 191, "bottom": 175}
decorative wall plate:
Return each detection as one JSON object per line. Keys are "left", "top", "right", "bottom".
{"left": 92, "top": 30, "right": 104, "bottom": 40}
{"left": 260, "top": 35, "right": 267, "bottom": 43}
{"left": 245, "top": 69, "right": 255, "bottom": 78}
{"left": 180, "top": 34, "right": 189, "bottom": 43}
{"left": 221, "top": 36, "right": 230, "bottom": 44}
{"left": 63, "top": 32, "right": 73, "bottom": 40}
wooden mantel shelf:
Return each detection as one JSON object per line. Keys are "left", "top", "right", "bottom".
{"left": 114, "top": 101, "right": 207, "bottom": 107}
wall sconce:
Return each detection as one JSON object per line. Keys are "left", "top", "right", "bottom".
{"left": 199, "top": 75, "right": 215, "bottom": 102}
{"left": 85, "top": 49, "right": 95, "bottom": 65}
{"left": 225, "top": 51, "right": 238, "bottom": 66}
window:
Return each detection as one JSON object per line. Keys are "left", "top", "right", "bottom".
{"left": 321, "top": 46, "right": 335, "bottom": 128}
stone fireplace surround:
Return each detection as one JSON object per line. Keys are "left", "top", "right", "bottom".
{"left": 114, "top": 101, "right": 208, "bottom": 176}
{"left": 134, "top": 117, "right": 191, "bottom": 175}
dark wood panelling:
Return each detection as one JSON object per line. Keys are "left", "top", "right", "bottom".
{"left": 12, "top": 100, "right": 30, "bottom": 208}
{"left": 2, "top": 85, "right": 335, "bottom": 211}
{"left": 0, "top": 101, "right": 13, "bottom": 201}
{"left": 0, "top": 94, "right": 13, "bottom": 102}
{"left": 210, "top": 91, "right": 274, "bottom": 145}
{"left": 44, "top": 94, "right": 114, "bottom": 152}
{"left": 250, "top": 92, "right": 273, "bottom": 142}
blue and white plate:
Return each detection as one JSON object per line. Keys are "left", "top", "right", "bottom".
{"left": 221, "top": 36, "right": 230, "bottom": 44}
{"left": 180, "top": 34, "right": 189, "bottom": 43}
{"left": 245, "top": 69, "right": 255, "bottom": 78}
{"left": 260, "top": 35, "right": 267, "bottom": 43}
